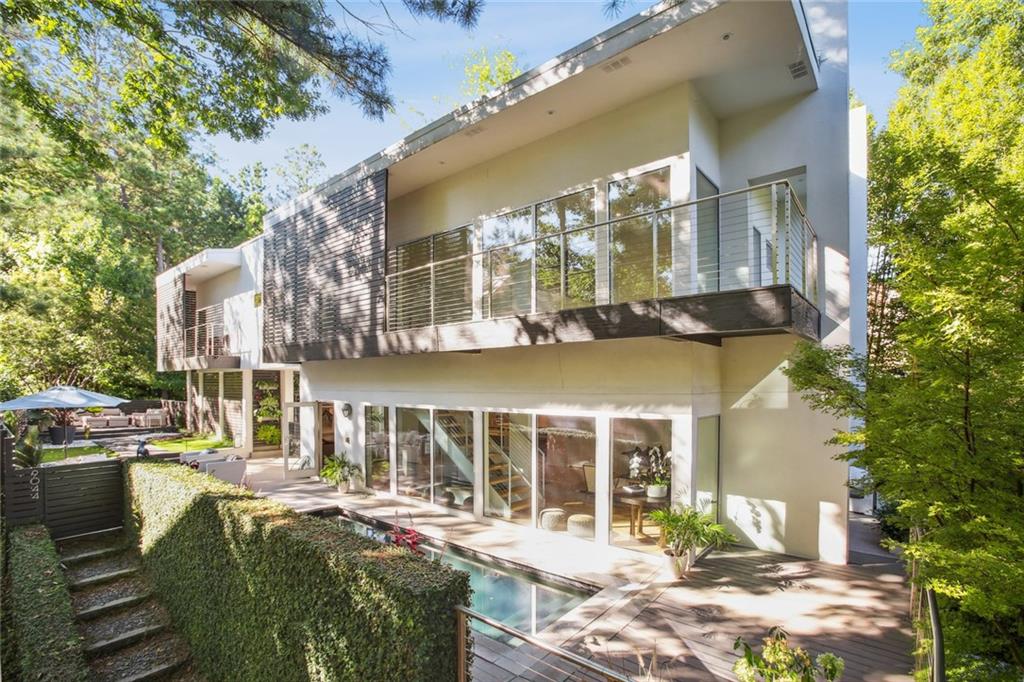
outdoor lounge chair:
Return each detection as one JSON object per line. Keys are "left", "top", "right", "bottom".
{"left": 199, "top": 458, "right": 246, "bottom": 486}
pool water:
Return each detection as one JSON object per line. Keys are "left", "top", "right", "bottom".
{"left": 332, "top": 515, "right": 594, "bottom": 641}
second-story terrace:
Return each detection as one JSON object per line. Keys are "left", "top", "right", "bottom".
{"left": 255, "top": 0, "right": 836, "bottom": 364}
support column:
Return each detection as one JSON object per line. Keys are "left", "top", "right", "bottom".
{"left": 197, "top": 372, "right": 205, "bottom": 433}
{"left": 185, "top": 371, "right": 193, "bottom": 432}
{"left": 594, "top": 415, "right": 611, "bottom": 546}
{"left": 217, "top": 372, "right": 225, "bottom": 439}
{"left": 671, "top": 413, "right": 695, "bottom": 508}
{"left": 472, "top": 409, "right": 484, "bottom": 520}
{"left": 387, "top": 406, "right": 398, "bottom": 495}
{"left": 241, "top": 369, "right": 254, "bottom": 457}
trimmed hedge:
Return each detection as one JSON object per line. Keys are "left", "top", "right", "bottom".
{"left": 7, "top": 524, "right": 89, "bottom": 682}
{"left": 125, "top": 461, "right": 470, "bottom": 681}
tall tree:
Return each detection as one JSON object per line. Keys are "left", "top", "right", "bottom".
{"left": 784, "top": 1, "right": 1024, "bottom": 678}
{"left": 0, "top": 0, "right": 482, "bottom": 164}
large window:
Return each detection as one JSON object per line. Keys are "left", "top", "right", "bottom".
{"left": 536, "top": 415, "right": 596, "bottom": 541}
{"left": 695, "top": 170, "right": 720, "bottom": 293}
{"left": 433, "top": 410, "right": 474, "bottom": 510}
{"left": 389, "top": 226, "right": 473, "bottom": 329}
{"left": 365, "top": 405, "right": 390, "bottom": 492}
{"left": 609, "top": 418, "right": 672, "bottom": 554}
{"left": 608, "top": 167, "right": 672, "bottom": 303}
{"left": 432, "top": 226, "right": 473, "bottom": 325}
{"left": 396, "top": 408, "right": 431, "bottom": 499}
{"left": 484, "top": 412, "right": 532, "bottom": 525}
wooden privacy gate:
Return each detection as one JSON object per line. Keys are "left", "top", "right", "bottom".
{"left": 1, "top": 428, "right": 124, "bottom": 539}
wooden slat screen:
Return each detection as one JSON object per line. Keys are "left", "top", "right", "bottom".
{"left": 222, "top": 371, "right": 244, "bottom": 443}
{"left": 200, "top": 371, "right": 220, "bottom": 433}
{"left": 264, "top": 170, "right": 387, "bottom": 361}
{"left": 156, "top": 274, "right": 186, "bottom": 371}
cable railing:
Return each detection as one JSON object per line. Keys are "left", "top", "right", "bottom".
{"left": 455, "top": 605, "right": 634, "bottom": 682}
{"left": 184, "top": 321, "right": 229, "bottom": 358}
{"left": 386, "top": 181, "right": 818, "bottom": 332}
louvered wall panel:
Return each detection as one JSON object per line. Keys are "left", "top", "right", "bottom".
{"left": 156, "top": 274, "right": 186, "bottom": 371}
{"left": 263, "top": 170, "right": 387, "bottom": 361}
{"left": 200, "top": 371, "right": 220, "bottom": 433}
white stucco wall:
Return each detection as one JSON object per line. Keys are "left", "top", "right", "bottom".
{"left": 193, "top": 237, "right": 264, "bottom": 369}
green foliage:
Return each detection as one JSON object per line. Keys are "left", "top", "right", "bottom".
{"left": 647, "top": 505, "right": 735, "bottom": 571}
{"left": 6, "top": 525, "right": 89, "bottom": 682}
{"left": 124, "top": 461, "right": 471, "bottom": 681}
{"left": 255, "top": 423, "right": 281, "bottom": 447}
{"left": 148, "top": 434, "right": 233, "bottom": 453}
{"left": 1, "top": 0, "right": 482, "bottom": 163}
{"left": 785, "top": 1, "right": 1024, "bottom": 675}
{"left": 320, "top": 456, "right": 363, "bottom": 486}
{"left": 12, "top": 431, "right": 43, "bottom": 468}
{"left": 733, "top": 627, "right": 844, "bottom": 682}
{"left": 460, "top": 47, "right": 524, "bottom": 98}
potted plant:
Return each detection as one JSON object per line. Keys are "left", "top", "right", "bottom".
{"left": 47, "top": 409, "right": 77, "bottom": 445}
{"left": 320, "top": 457, "right": 363, "bottom": 493}
{"left": 644, "top": 445, "right": 671, "bottom": 497}
{"left": 648, "top": 505, "right": 736, "bottom": 579}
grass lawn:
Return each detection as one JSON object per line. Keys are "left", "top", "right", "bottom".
{"left": 41, "top": 445, "right": 116, "bottom": 463}
{"left": 148, "top": 435, "right": 234, "bottom": 453}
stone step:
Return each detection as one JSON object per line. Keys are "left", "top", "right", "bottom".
{"left": 78, "top": 592, "right": 154, "bottom": 621}
{"left": 85, "top": 623, "right": 167, "bottom": 658}
{"left": 90, "top": 632, "right": 191, "bottom": 682}
{"left": 70, "top": 566, "right": 139, "bottom": 591}
{"left": 62, "top": 545, "right": 127, "bottom": 566}
{"left": 117, "top": 657, "right": 190, "bottom": 682}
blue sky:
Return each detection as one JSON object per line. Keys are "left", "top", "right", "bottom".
{"left": 206, "top": 0, "right": 929, "bottom": 182}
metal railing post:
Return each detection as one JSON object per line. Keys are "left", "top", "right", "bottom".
{"left": 927, "top": 589, "right": 946, "bottom": 682}
{"left": 456, "top": 607, "right": 468, "bottom": 682}
{"left": 783, "top": 183, "right": 791, "bottom": 285}
{"left": 770, "top": 183, "right": 779, "bottom": 285}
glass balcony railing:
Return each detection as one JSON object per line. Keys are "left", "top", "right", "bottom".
{"left": 385, "top": 181, "right": 818, "bottom": 332}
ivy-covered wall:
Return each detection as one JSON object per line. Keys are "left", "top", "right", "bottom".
{"left": 6, "top": 524, "right": 89, "bottom": 682}
{"left": 125, "top": 462, "right": 470, "bottom": 681}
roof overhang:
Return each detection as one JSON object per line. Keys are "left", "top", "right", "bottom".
{"left": 267, "top": 0, "right": 819, "bottom": 223}
{"left": 156, "top": 249, "right": 242, "bottom": 286}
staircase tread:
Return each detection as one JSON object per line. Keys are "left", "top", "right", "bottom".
{"left": 67, "top": 553, "right": 139, "bottom": 586}
{"left": 71, "top": 566, "right": 140, "bottom": 590}
{"left": 58, "top": 532, "right": 125, "bottom": 557}
{"left": 63, "top": 545, "right": 128, "bottom": 565}
{"left": 85, "top": 622, "right": 168, "bottom": 656}
{"left": 82, "top": 600, "right": 169, "bottom": 648}
{"left": 90, "top": 632, "right": 190, "bottom": 682}
{"left": 78, "top": 592, "right": 154, "bottom": 621}
{"left": 73, "top": 576, "right": 151, "bottom": 614}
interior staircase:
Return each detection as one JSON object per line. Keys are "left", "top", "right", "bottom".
{"left": 486, "top": 418, "right": 534, "bottom": 516}
{"left": 57, "top": 531, "right": 201, "bottom": 681}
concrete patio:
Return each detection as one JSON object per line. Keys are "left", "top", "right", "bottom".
{"left": 246, "top": 460, "right": 914, "bottom": 681}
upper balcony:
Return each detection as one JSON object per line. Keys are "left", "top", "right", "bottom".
{"left": 383, "top": 180, "right": 818, "bottom": 351}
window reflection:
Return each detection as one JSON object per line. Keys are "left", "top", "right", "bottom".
{"left": 537, "top": 415, "right": 596, "bottom": 541}
{"left": 433, "top": 410, "right": 474, "bottom": 510}
{"left": 608, "top": 167, "right": 672, "bottom": 303}
{"left": 485, "top": 412, "right": 533, "bottom": 525}
{"left": 609, "top": 417, "right": 672, "bottom": 554}
{"left": 396, "top": 408, "right": 431, "bottom": 499}
{"left": 483, "top": 206, "right": 533, "bottom": 248}
{"left": 365, "top": 406, "right": 390, "bottom": 492}
{"left": 536, "top": 189, "right": 596, "bottom": 312}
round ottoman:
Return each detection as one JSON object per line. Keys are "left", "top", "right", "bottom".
{"left": 539, "top": 507, "right": 568, "bottom": 531}
{"left": 567, "top": 513, "right": 595, "bottom": 539}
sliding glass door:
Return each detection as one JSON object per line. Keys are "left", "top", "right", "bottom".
{"left": 484, "top": 412, "right": 533, "bottom": 525}
{"left": 396, "top": 408, "right": 431, "bottom": 499}
{"left": 433, "top": 409, "right": 474, "bottom": 510}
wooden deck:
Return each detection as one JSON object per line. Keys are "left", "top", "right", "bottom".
{"left": 249, "top": 467, "right": 913, "bottom": 681}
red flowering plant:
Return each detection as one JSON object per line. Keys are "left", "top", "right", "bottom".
{"left": 387, "top": 526, "right": 425, "bottom": 555}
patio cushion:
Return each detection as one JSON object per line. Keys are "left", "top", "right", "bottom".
{"left": 539, "top": 508, "right": 568, "bottom": 531}
{"left": 567, "top": 513, "right": 595, "bottom": 539}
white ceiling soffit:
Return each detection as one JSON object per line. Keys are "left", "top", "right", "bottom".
{"left": 156, "top": 249, "right": 242, "bottom": 286}
{"left": 267, "top": 0, "right": 817, "bottom": 221}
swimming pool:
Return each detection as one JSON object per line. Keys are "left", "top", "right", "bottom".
{"left": 330, "top": 513, "right": 595, "bottom": 642}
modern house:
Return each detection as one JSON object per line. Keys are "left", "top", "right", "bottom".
{"left": 156, "top": 0, "right": 866, "bottom": 564}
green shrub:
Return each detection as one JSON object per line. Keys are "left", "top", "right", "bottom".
{"left": 125, "top": 461, "right": 470, "bottom": 681}
{"left": 7, "top": 525, "right": 89, "bottom": 682}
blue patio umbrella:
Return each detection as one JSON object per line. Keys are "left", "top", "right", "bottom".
{"left": 0, "top": 386, "right": 127, "bottom": 412}
{"left": 0, "top": 386, "right": 128, "bottom": 460}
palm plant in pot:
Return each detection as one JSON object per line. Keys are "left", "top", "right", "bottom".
{"left": 648, "top": 505, "right": 736, "bottom": 579}
{"left": 320, "top": 457, "right": 363, "bottom": 493}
